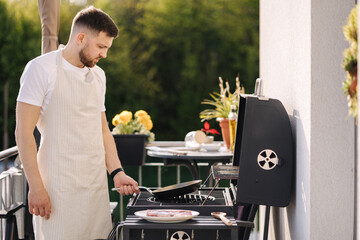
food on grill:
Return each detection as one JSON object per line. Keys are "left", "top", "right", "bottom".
{"left": 146, "top": 209, "right": 193, "bottom": 217}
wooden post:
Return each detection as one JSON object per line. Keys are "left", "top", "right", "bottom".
{"left": 3, "top": 80, "right": 9, "bottom": 170}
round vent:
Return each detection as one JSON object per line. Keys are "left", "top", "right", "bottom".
{"left": 257, "top": 149, "right": 278, "bottom": 170}
{"left": 170, "top": 231, "right": 191, "bottom": 240}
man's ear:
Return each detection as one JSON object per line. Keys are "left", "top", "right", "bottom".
{"left": 76, "top": 33, "right": 86, "bottom": 45}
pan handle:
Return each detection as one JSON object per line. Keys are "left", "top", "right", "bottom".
{"left": 112, "top": 186, "right": 153, "bottom": 195}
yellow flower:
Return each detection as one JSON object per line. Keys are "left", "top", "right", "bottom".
{"left": 137, "top": 115, "right": 153, "bottom": 130}
{"left": 112, "top": 114, "right": 121, "bottom": 126}
{"left": 118, "top": 110, "right": 133, "bottom": 124}
{"left": 143, "top": 119, "right": 153, "bottom": 130}
{"left": 111, "top": 109, "right": 155, "bottom": 141}
{"left": 137, "top": 114, "right": 150, "bottom": 123}
{"left": 134, "top": 110, "right": 148, "bottom": 118}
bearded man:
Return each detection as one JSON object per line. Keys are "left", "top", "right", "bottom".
{"left": 15, "top": 6, "right": 139, "bottom": 240}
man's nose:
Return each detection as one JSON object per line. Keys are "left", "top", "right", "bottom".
{"left": 100, "top": 49, "right": 108, "bottom": 58}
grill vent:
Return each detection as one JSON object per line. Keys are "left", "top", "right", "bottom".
{"left": 257, "top": 149, "right": 278, "bottom": 170}
{"left": 170, "top": 231, "right": 190, "bottom": 240}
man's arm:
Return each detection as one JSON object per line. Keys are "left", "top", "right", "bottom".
{"left": 101, "top": 112, "right": 139, "bottom": 195}
{"left": 15, "top": 102, "right": 51, "bottom": 219}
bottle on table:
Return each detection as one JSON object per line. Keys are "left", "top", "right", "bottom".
{"left": 228, "top": 105, "right": 237, "bottom": 151}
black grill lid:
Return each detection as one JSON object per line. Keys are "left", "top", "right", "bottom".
{"left": 234, "top": 95, "right": 294, "bottom": 207}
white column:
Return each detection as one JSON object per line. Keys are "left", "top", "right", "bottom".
{"left": 260, "top": 0, "right": 355, "bottom": 239}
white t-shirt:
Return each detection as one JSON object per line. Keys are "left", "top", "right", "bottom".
{"left": 17, "top": 49, "right": 106, "bottom": 115}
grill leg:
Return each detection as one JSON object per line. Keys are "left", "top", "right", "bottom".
{"left": 263, "top": 206, "right": 270, "bottom": 240}
{"left": 241, "top": 204, "right": 258, "bottom": 240}
{"left": 5, "top": 215, "right": 18, "bottom": 240}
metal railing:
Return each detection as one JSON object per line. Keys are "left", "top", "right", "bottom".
{"left": 0, "top": 147, "right": 18, "bottom": 162}
{"left": 0, "top": 146, "right": 26, "bottom": 240}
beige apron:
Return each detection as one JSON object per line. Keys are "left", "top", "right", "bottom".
{"left": 34, "top": 49, "right": 112, "bottom": 240}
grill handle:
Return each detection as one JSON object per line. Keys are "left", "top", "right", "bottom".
{"left": 254, "top": 78, "right": 264, "bottom": 97}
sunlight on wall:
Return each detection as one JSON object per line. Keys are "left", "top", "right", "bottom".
{"left": 69, "top": 0, "right": 87, "bottom": 6}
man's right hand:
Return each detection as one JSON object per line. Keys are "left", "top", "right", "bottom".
{"left": 28, "top": 188, "right": 52, "bottom": 220}
{"left": 16, "top": 102, "right": 51, "bottom": 219}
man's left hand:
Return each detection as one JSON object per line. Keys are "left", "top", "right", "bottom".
{"left": 113, "top": 172, "right": 140, "bottom": 195}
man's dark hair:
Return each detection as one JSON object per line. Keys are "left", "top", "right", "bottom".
{"left": 73, "top": 6, "right": 118, "bottom": 38}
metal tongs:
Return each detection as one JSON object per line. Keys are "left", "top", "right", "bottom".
{"left": 200, "top": 172, "right": 220, "bottom": 206}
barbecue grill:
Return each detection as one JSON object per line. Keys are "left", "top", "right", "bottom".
{"left": 126, "top": 187, "right": 234, "bottom": 216}
{"left": 113, "top": 79, "right": 294, "bottom": 240}
{"left": 119, "top": 187, "right": 240, "bottom": 240}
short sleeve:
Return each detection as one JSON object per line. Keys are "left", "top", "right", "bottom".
{"left": 17, "top": 61, "right": 48, "bottom": 107}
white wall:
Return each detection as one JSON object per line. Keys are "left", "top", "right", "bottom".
{"left": 260, "top": 0, "right": 355, "bottom": 239}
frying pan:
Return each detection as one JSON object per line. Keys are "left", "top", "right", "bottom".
{"left": 151, "top": 179, "right": 202, "bottom": 199}
{"left": 112, "top": 179, "right": 202, "bottom": 199}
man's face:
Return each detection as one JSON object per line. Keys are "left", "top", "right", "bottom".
{"left": 79, "top": 31, "right": 114, "bottom": 68}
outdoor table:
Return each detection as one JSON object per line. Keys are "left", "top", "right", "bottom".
{"left": 146, "top": 141, "right": 233, "bottom": 185}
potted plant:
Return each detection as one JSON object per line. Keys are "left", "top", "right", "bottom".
{"left": 342, "top": 5, "right": 358, "bottom": 119}
{"left": 199, "top": 75, "right": 245, "bottom": 148}
{"left": 111, "top": 110, "right": 155, "bottom": 165}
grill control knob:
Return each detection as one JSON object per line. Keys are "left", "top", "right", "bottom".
{"left": 257, "top": 149, "right": 279, "bottom": 170}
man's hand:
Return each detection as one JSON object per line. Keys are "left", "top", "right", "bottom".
{"left": 113, "top": 172, "right": 140, "bottom": 195}
{"left": 16, "top": 102, "right": 51, "bottom": 219}
{"left": 28, "top": 187, "right": 51, "bottom": 220}
{"left": 101, "top": 112, "right": 140, "bottom": 195}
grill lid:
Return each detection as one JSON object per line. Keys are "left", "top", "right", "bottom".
{"left": 234, "top": 95, "right": 294, "bottom": 207}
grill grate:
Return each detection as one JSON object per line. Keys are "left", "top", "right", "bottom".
{"left": 147, "top": 194, "right": 215, "bottom": 204}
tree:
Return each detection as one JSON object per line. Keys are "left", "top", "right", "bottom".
{"left": 0, "top": 0, "right": 41, "bottom": 150}
{"left": 0, "top": 0, "right": 259, "bottom": 148}
{"left": 97, "top": 0, "right": 259, "bottom": 140}
{"left": 0, "top": 0, "right": 14, "bottom": 152}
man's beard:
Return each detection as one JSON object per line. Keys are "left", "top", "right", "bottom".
{"left": 79, "top": 48, "right": 99, "bottom": 68}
